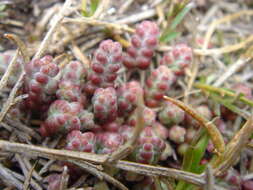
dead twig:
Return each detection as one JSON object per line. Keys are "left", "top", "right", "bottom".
{"left": 214, "top": 117, "right": 253, "bottom": 176}
{"left": 0, "top": 71, "right": 25, "bottom": 123}
{"left": 163, "top": 96, "right": 225, "bottom": 156}
{"left": 59, "top": 166, "right": 69, "bottom": 190}
{"left": 0, "top": 163, "right": 23, "bottom": 190}
{"left": 4, "top": 34, "right": 29, "bottom": 63}
{"left": 213, "top": 57, "right": 251, "bottom": 87}
{"left": 33, "top": 0, "right": 73, "bottom": 60}
{"left": 23, "top": 161, "right": 38, "bottom": 190}
{"left": 203, "top": 10, "right": 253, "bottom": 50}
{"left": 0, "top": 140, "right": 207, "bottom": 187}
{"left": 204, "top": 165, "right": 215, "bottom": 190}
{"left": 63, "top": 17, "right": 135, "bottom": 33}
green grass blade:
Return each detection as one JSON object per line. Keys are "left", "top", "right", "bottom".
{"left": 170, "top": 2, "right": 194, "bottom": 30}
{"left": 159, "top": 31, "right": 181, "bottom": 43}
{"left": 176, "top": 132, "right": 209, "bottom": 190}
{"left": 90, "top": 0, "right": 100, "bottom": 15}
{"left": 81, "top": 0, "right": 100, "bottom": 17}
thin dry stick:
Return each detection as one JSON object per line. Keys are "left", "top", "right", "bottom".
{"left": 158, "top": 34, "right": 253, "bottom": 56}
{"left": 213, "top": 57, "right": 251, "bottom": 87}
{"left": 196, "top": 35, "right": 253, "bottom": 56}
{"left": 118, "top": 0, "right": 134, "bottom": 14}
{"left": 214, "top": 117, "right": 253, "bottom": 176}
{"left": 0, "top": 140, "right": 108, "bottom": 163}
{"left": 80, "top": 35, "right": 106, "bottom": 51}
{"left": 63, "top": 17, "right": 135, "bottom": 33}
{"left": 0, "top": 163, "right": 23, "bottom": 190}
{"left": 35, "top": 4, "right": 61, "bottom": 36}
{"left": 23, "top": 161, "right": 37, "bottom": 190}
{"left": 0, "top": 71, "right": 25, "bottom": 122}
{"left": 0, "top": 50, "right": 19, "bottom": 91}
{"left": 33, "top": 0, "right": 72, "bottom": 60}
{"left": 39, "top": 159, "right": 55, "bottom": 175}
{"left": 59, "top": 166, "right": 69, "bottom": 190}
{"left": 71, "top": 160, "right": 128, "bottom": 190}
{"left": 51, "top": 0, "right": 109, "bottom": 53}
{"left": 116, "top": 9, "right": 156, "bottom": 24}
{"left": 204, "top": 165, "right": 215, "bottom": 190}
{"left": 4, "top": 34, "right": 29, "bottom": 63}
{"left": 2, "top": 163, "right": 42, "bottom": 190}
{"left": 0, "top": 140, "right": 206, "bottom": 187}
{"left": 108, "top": 93, "right": 145, "bottom": 162}
{"left": 184, "top": 58, "right": 199, "bottom": 104}
{"left": 5, "top": 117, "right": 41, "bottom": 141}
{"left": 203, "top": 10, "right": 253, "bottom": 50}
{"left": 163, "top": 96, "right": 225, "bottom": 155}
{"left": 71, "top": 42, "right": 90, "bottom": 68}
{"left": 114, "top": 160, "right": 205, "bottom": 186}
{"left": 23, "top": 158, "right": 42, "bottom": 181}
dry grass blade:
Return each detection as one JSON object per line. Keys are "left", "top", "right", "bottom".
{"left": 0, "top": 163, "right": 23, "bottom": 190}
{"left": 203, "top": 10, "right": 253, "bottom": 50}
{"left": 108, "top": 93, "right": 145, "bottom": 162}
{"left": 213, "top": 57, "right": 251, "bottom": 87}
{"left": 0, "top": 71, "right": 25, "bottom": 123}
{"left": 33, "top": 0, "right": 73, "bottom": 60}
{"left": 63, "top": 17, "right": 135, "bottom": 33}
{"left": 195, "top": 35, "right": 253, "bottom": 56}
{"left": 74, "top": 161, "right": 129, "bottom": 190}
{"left": 204, "top": 165, "right": 215, "bottom": 190}
{"left": 23, "top": 161, "right": 37, "bottom": 190}
{"left": 59, "top": 166, "right": 69, "bottom": 190}
{"left": 163, "top": 96, "right": 225, "bottom": 156}
{"left": 214, "top": 117, "right": 253, "bottom": 176}
{"left": 4, "top": 34, "right": 29, "bottom": 63}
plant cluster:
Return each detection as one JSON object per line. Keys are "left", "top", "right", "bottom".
{"left": 1, "top": 18, "right": 253, "bottom": 190}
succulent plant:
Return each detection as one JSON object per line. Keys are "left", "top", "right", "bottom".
{"left": 160, "top": 43, "right": 193, "bottom": 75}
{"left": 101, "top": 122, "right": 121, "bottom": 132}
{"left": 56, "top": 80, "right": 86, "bottom": 105}
{"left": 39, "top": 100, "right": 94, "bottom": 137}
{"left": 123, "top": 20, "right": 159, "bottom": 70}
{"left": 177, "top": 143, "right": 189, "bottom": 156}
{"left": 119, "top": 125, "right": 134, "bottom": 141}
{"left": 65, "top": 130, "right": 96, "bottom": 153}
{"left": 45, "top": 174, "right": 62, "bottom": 190}
{"left": 242, "top": 180, "right": 253, "bottom": 190}
{"left": 185, "top": 127, "right": 197, "bottom": 143}
{"left": 96, "top": 131, "right": 124, "bottom": 154}
{"left": 61, "top": 61, "right": 86, "bottom": 85}
{"left": 145, "top": 65, "right": 176, "bottom": 107}
{"left": 56, "top": 61, "right": 87, "bottom": 105}
{"left": 168, "top": 125, "right": 186, "bottom": 144}
{"left": 158, "top": 101, "right": 185, "bottom": 126}
{"left": 0, "top": 50, "right": 22, "bottom": 87}
{"left": 92, "top": 87, "right": 118, "bottom": 123}
{"left": 152, "top": 122, "right": 169, "bottom": 140}
{"left": 117, "top": 81, "right": 143, "bottom": 116}
{"left": 186, "top": 104, "right": 212, "bottom": 127}
{"left": 130, "top": 126, "right": 165, "bottom": 164}
{"left": 84, "top": 39, "right": 122, "bottom": 94}
{"left": 24, "top": 55, "right": 59, "bottom": 110}
{"left": 127, "top": 106, "right": 156, "bottom": 127}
